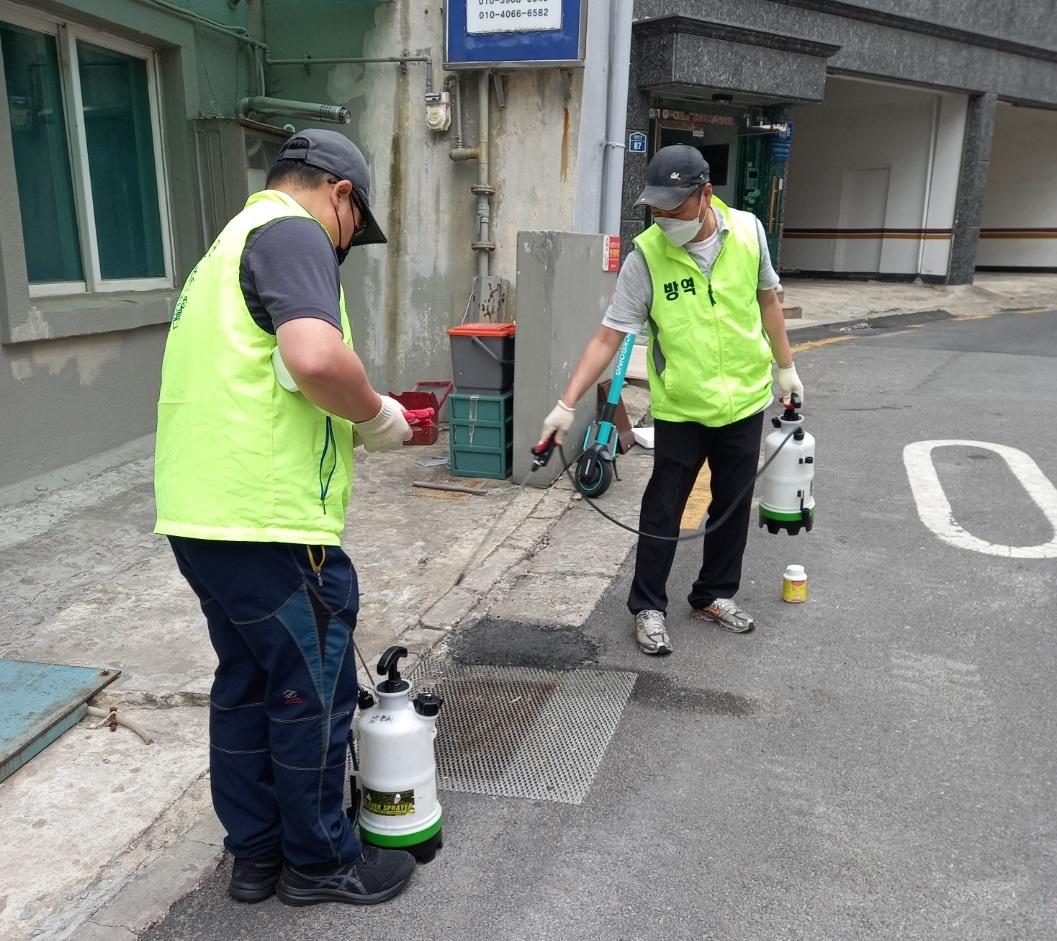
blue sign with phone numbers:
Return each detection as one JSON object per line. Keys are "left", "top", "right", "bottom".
{"left": 446, "top": 0, "right": 587, "bottom": 69}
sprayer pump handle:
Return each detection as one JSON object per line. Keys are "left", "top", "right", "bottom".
{"left": 377, "top": 645, "right": 408, "bottom": 681}
{"left": 531, "top": 431, "right": 558, "bottom": 470}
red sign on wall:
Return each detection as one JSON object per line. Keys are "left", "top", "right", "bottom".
{"left": 603, "top": 235, "right": 621, "bottom": 272}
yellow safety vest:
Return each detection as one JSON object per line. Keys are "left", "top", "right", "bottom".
{"left": 155, "top": 190, "right": 354, "bottom": 544}
{"left": 635, "top": 197, "right": 773, "bottom": 426}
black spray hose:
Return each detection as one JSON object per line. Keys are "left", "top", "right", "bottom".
{"left": 545, "top": 427, "right": 796, "bottom": 543}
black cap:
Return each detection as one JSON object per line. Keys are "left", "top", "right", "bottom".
{"left": 275, "top": 129, "right": 387, "bottom": 246}
{"left": 634, "top": 144, "right": 711, "bottom": 211}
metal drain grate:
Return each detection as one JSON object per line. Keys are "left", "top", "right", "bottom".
{"left": 409, "top": 658, "right": 636, "bottom": 805}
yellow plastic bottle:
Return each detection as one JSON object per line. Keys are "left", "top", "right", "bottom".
{"left": 782, "top": 564, "right": 808, "bottom": 603}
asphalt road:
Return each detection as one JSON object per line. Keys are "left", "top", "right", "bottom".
{"left": 147, "top": 309, "right": 1057, "bottom": 941}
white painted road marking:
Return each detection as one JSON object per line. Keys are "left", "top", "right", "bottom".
{"left": 903, "top": 440, "right": 1057, "bottom": 559}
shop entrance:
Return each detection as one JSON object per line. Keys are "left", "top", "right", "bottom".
{"left": 656, "top": 108, "right": 789, "bottom": 265}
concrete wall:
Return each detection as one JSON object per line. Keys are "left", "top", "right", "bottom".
{"left": 632, "top": 0, "right": 1057, "bottom": 106}
{"left": 808, "top": 0, "right": 1057, "bottom": 56}
{"left": 978, "top": 103, "right": 1057, "bottom": 269}
{"left": 512, "top": 232, "right": 618, "bottom": 486}
{"left": 1, "top": 0, "right": 615, "bottom": 489}
{"left": 308, "top": 4, "right": 592, "bottom": 395}
{"left": 0, "top": 0, "right": 259, "bottom": 488}
{"left": 781, "top": 77, "right": 966, "bottom": 278}
{"left": 267, "top": 2, "right": 601, "bottom": 395}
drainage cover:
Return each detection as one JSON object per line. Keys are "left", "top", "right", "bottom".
{"left": 410, "top": 656, "right": 636, "bottom": 805}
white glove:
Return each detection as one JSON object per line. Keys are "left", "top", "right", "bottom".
{"left": 777, "top": 362, "right": 804, "bottom": 406}
{"left": 540, "top": 400, "right": 576, "bottom": 444}
{"left": 355, "top": 396, "right": 413, "bottom": 452}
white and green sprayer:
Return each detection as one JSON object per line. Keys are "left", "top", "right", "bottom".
{"left": 758, "top": 394, "right": 816, "bottom": 535}
{"left": 350, "top": 646, "right": 443, "bottom": 863}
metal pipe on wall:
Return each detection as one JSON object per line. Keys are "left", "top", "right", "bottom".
{"left": 267, "top": 52, "right": 435, "bottom": 94}
{"left": 474, "top": 70, "right": 493, "bottom": 280}
{"left": 601, "top": 0, "right": 633, "bottom": 236}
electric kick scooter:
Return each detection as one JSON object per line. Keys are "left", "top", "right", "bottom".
{"left": 571, "top": 331, "right": 637, "bottom": 498}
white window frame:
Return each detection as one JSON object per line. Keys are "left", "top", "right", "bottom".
{"left": 0, "top": 2, "right": 174, "bottom": 297}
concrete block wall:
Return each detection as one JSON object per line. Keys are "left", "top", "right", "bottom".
{"left": 512, "top": 232, "right": 618, "bottom": 487}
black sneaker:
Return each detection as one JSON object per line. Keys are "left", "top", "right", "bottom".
{"left": 228, "top": 856, "right": 283, "bottom": 903}
{"left": 277, "top": 845, "right": 416, "bottom": 906}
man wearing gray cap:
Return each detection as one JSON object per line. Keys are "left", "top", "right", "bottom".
{"left": 539, "top": 144, "right": 803, "bottom": 656}
{"left": 155, "top": 130, "right": 415, "bottom": 906}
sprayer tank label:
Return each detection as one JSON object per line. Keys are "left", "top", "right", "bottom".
{"left": 363, "top": 789, "right": 416, "bottom": 816}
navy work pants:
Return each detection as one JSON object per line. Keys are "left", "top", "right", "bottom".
{"left": 627, "top": 411, "right": 764, "bottom": 614}
{"left": 168, "top": 536, "right": 361, "bottom": 869}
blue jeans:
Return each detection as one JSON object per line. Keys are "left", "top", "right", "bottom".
{"left": 168, "top": 536, "right": 362, "bottom": 869}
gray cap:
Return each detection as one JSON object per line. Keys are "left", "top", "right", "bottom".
{"left": 275, "top": 129, "right": 386, "bottom": 246}
{"left": 634, "top": 144, "right": 710, "bottom": 211}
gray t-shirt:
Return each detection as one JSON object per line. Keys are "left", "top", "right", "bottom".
{"left": 602, "top": 204, "right": 780, "bottom": 334}
{"left": 240, "top": 217, "right": 342, "bottom": 334}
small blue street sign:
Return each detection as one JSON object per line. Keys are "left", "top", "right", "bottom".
{"left": 628, "top": 131, "right": 647, "bottom": 154}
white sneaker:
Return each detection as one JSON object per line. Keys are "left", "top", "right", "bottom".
{"left": 692, "top": 598, "right": 755, "bottom": 633}
{"left": 633, "top": 609, "right": 672, "bottom": 655}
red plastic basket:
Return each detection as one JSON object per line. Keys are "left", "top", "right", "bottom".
{"left": 391, "top": 380, "right": 453, "bottom": 445}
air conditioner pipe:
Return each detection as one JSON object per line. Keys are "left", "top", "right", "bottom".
{"left": 238, "top": 96, "right": 351, "bottom": 125}
{"left": 266, "top": 52, "right": 435, "bottom": 94}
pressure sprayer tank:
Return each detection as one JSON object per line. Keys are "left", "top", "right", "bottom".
{"left": 352, "top": 646, "right": 443, "bottom": 863}
{"left": 759, "top": 398, "right": 816, "bottom": 535}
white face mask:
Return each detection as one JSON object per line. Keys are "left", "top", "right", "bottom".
{"left": 654, "top": 195, "right": 705, "bottom": 247}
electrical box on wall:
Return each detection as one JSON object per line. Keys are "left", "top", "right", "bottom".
{"left": 446, "top": 0, "right": 587, "bottom": 69}
{"left": 424, "top": 91, "right": 452, "bottom": 132}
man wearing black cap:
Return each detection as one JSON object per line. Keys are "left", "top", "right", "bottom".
{"left": 539, "top": 144, "right": 803, "bottom": 656}
{"left": 155, "top": 129, "right": 416, "bottom": 906}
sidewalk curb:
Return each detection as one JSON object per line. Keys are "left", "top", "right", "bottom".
{"left": 42, "top": 775, "right": 222, "bottom": 939}
{"left": 787, "top": 307, "right": 955, "bottom": 344}
{"left": 79, "top": 483, "right": 584, "bottom": 938}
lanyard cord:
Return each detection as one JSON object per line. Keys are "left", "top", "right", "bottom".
{"left": 554, "top": 427, "right": 796, "bottom": 543}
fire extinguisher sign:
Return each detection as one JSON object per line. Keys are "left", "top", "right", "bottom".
{"left": 363, "top": 789, "right": 416, "bottom": 816}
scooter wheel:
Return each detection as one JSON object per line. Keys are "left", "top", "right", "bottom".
{"left": 575, "top": 453, "right": 614, "bottom": 497}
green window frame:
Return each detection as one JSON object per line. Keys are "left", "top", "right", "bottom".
{"left": 0, "top": 3, "right": 172, "bottom": 297}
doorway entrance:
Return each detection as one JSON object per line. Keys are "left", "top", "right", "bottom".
{"left": 656, "top": 108, "right": 789, "bottom": 265}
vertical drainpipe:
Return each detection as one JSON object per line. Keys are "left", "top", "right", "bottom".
{"left": 473, "top": 71, "right": 493, "bottom": 279}
{"left": 601, "top": 0, "right": 633, "bottom": 236}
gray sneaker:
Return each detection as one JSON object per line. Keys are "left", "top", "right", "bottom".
{"left": 691, "top": 598, "right": 755, "bottom": 633}
{"left": 634, "top": 609, "right": 672, "bottom": 655}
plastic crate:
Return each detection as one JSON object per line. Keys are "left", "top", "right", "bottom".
{"left": 450, "top": 418, "right": 512, "bottom": 450}
{"left": 449, "top": 444, "right": 513, "bottom": 480}
{"left": 448, "top": 392, "right": 514, "bottom": 479}
{"left": 449, "top": 391, "right": 513, "bottom": 424}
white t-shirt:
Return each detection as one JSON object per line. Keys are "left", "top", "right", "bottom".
{"left": 602, "top": 204, "right": 781, "bottom": 334}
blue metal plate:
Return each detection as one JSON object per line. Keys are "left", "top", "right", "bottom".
{"left": 0, "top": 659, "right": 119, "bottom": 783}
{"left": 446, "top": 0, "right": 586, "bottom": 69}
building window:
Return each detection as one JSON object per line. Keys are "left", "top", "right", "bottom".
{"left": 0, "top": 6, "right": 171, "bottom": 297}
